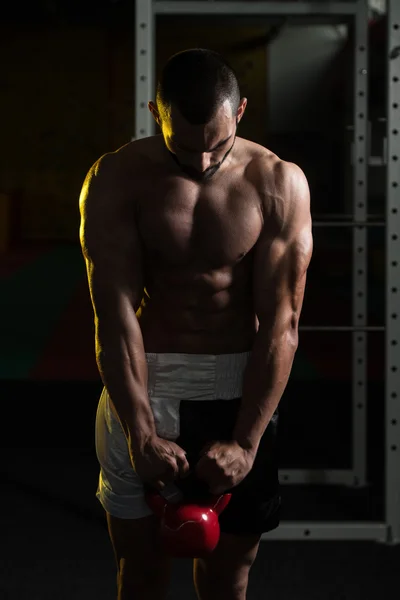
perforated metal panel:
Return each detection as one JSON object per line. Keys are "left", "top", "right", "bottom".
{"left": 352, "top": 0, "right": 369, "bottom": 488}
{"left": 386, "top": 0, "right": 400, "bottom": 544}
{"left": 135, "top": 0, "right": 154, "bottom": 139}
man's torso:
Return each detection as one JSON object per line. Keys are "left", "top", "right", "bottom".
{"left": 113, "top": 135, "right": 281, "bottom": 354}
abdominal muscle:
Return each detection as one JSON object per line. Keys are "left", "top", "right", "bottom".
{"left": 138, "top": 263, "right": 257, "bottom": 354}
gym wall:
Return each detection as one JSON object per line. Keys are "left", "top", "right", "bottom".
{"left": 1, "top": 17, "right": 351, "bottom": 244}
{"left": 0, "top": 24, "right": 133, "bottom": 243}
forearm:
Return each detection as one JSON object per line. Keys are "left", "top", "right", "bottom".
{"left": 96, "top": 318, "right": 156, "bottom": 451}
{"left": 233, "top": 323, "right": 298, "bottom": 452}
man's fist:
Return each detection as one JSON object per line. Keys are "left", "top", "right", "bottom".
{"left": 195, "top": 440, "right": 256, "bottom": 495}
{"left": 131, "top": 436, "right": 190, "bottom": 491}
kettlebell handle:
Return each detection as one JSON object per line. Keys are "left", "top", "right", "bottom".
{"left": 212, "top": 492, "right": 232, "bottom": 515}
{"left": 144, "top": 487, "right": 232, "bottom": 515}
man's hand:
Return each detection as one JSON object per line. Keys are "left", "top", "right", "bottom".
{"left": 195, "top": 440, "right": 256, "bottom": 495}
{"left": 131, "top": 436, "right": 190, "bottom": 491}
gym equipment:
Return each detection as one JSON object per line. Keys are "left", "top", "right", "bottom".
{"left": 145, "top": 488, "right": 232, "bottom": 558}
{"left": 134, "top": 0, "right": 400, "bottom": 545}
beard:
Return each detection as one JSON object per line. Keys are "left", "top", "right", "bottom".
{"left": 168, "top": 131, "right": 237, "bottom": 182}
{"left": 178, "top": 161, "right": 221, "bottom": 182}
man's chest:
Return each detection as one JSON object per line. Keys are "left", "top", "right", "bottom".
{"left": 137, "top": 177, "right": 263, "bottom": 267}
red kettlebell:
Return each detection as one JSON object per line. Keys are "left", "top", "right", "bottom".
{"left": 145, "top": 490, "right": 232, "bottom": 558}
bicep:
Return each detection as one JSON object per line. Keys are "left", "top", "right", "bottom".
{"left": 253, "top": 235, "right": 310, "bottom": 327}
{"left": 79, "top": 157, "right": 144, "bottom": 322}
{"left": 254, "top": 165, "right": 313, "bottom": 327}
{"left": 82, "top": 230, "right": 144, "bottom": 319}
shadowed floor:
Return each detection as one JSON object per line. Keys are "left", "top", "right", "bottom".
{"left": 1, "top": 436, "right": 399, "bottom": 600}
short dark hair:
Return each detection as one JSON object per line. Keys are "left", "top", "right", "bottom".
{"left": 156, "top": 48, "right": 240, "bottom": 125}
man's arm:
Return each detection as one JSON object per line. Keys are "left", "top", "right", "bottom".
{"left": 79, "top": 153, "right": 156, "bottom": 452}
{"left": 232, "top": 161, "right": 313, "bottom": 453}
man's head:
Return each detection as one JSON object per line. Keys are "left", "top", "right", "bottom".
{"left": 149, "top": 48, "right": 247, "bottom": 181}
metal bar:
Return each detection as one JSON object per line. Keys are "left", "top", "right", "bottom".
{"left": 299, "top": 326, "right": 384, "bottom": 332}
{"left": 313, "top": 214, "right": 384, "bottom": 219}
{"left": 154, "top": 2, "right": 358, "bottom": 16}
{"left": 135, "top": 0, "right": 155, "bottom": 139}
{"left": 386, "top": 0, "right": 400, "bottom": 546}
{"left": 352, "top": 0, "right": 369, "bottom": 489}
{"left": 262, "top": 522, "right": 388, "bottom": 542}
{"left": 369, "top": 156, "right": 386, "bottom": 166}
{"left": 312, "top": 221, "right": 385, "bottom": 227}
{"left": 280, "top": 469, "right": 356, "bottom": 486}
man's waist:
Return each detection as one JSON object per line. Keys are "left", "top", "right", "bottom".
{"left": 146, "top": 351, "right": 251, "bottom": 402}
{"left": 140, "top": 316, "right": 256, "bottom": 355}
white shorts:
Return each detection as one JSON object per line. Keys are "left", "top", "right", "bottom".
{"left": 95, "top": 352, "right": 251, "bottom": 520}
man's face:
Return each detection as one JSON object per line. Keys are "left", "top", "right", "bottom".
{"left": 161, "top": 99, "right": 237, "bottom": 182}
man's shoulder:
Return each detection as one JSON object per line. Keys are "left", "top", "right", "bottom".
{"left": 239, "top": 139, "right": 308, "bottom": 232}
{"left": 115, "top": 134, "right": 163, "bottom": 160}
{"left": 82, "top": 136, "right": 164, "bottom": 206}
{"left": 90, "top": 135, "right": 163, "bottom": 177}
{"left": 239, "top": 137, "right": 304, "bottom": 186}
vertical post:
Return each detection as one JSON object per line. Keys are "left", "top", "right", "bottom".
{"left": 386, "top": 0, "right": 400, "bottom": 545}
{"left": 352, "top": 0, "right": 369, "bottom": 488}
{"left": 135, "top": 0, "right": 155, "bottom": 140}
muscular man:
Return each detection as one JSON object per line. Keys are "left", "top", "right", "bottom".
{"left": 79, "top": 49, "right": 313, "bottom": 600}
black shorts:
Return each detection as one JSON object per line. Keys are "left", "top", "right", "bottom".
{"left": 174, "top": 398, "right": 281, "bottom": 536}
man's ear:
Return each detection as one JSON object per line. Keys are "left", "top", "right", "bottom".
{"left": 237, "top": 98, "right": 247, "bottom": 124}
{"left": 148, "top": 101, "right": 162, "bottom": 127}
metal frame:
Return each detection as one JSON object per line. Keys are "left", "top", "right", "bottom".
{"left": 264, "top": 522, "right": 387, "bottom": 541}
{"left": 154, "top": 2, "right": 358, "bottom": 16}
{"left": 134, "top": 0, "right": 399, "bottom": 543}
{"left": 385, "top": 0, "right": 400, "bottom": 545}
{"left": 352, "top": 0, "right": 369, "bottom": 491}
{"left": 134, "top": 0, "right": 154, "bottom": 140}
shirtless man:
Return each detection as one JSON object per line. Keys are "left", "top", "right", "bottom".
{"left": 79, "top": 49, "right": 313, "bottom": 600}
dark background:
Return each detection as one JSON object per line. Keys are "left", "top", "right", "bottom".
{"left": 0, "top": 2, "right": 397, "bottom": 599}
